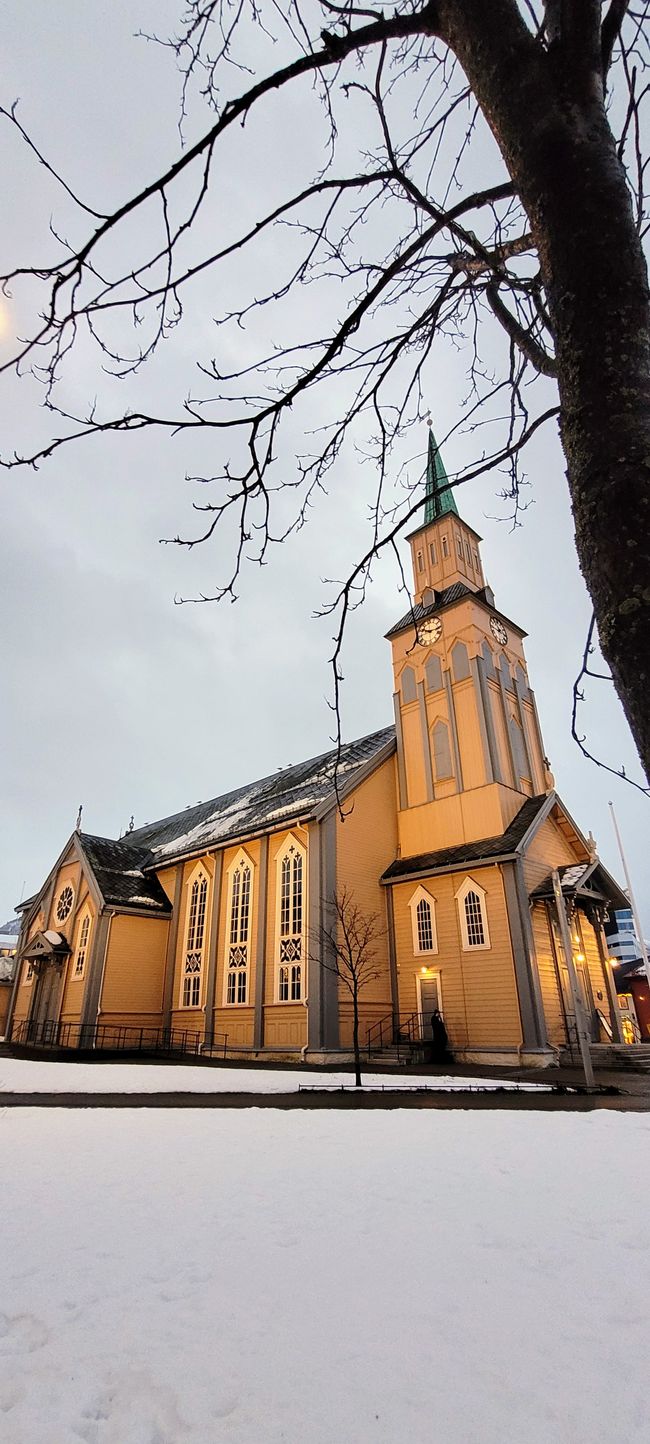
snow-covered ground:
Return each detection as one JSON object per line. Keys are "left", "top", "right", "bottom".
{"left": 0, "top": 1056, "right": 546, "bottom": 1092}
{"left": 0, "top": 1108, "right": 647, "bottom": 1443}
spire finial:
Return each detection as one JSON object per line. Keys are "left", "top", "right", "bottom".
{"left": 75, "top": 804, "right": 83, "bottom": 833}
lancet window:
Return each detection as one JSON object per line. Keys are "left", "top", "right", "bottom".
{"left": 226, "top": 855, "right": 252, "bottom": 1005}
{"left": 277, "top": 839, "right": 305, "bottom": 1002}
{"left": 409, "top": 887, "right": 438, "bottom": 955}
{"left": 74, "top": 912, "right": 91, "bottom": 978}
{"left": 182, "top": 869, "right": 208, "bottom": 1007}
{"left": 456, "top": 878, "right": 490, "bottom": 951}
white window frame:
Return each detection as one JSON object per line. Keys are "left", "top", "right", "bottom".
{"left": 73, "top": 910, "right": 92, "bottom": 979}
{"left": 408, "top": 886, "right": 438, "bottom": 955}
{"left": 455, "top": 876, "right": 491, "bottom": 951}
{"left": 180, "top": 865, "right": 209, "bottom": 1008}
{"left": 224, "top": 849, "right": 254, "bottom": 1006}
{"left": 275, "top": 836, "right": 307, "bottom": 1003}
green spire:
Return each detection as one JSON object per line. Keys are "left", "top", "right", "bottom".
{"left": 424, "top": 423, "right": 458, "bottom": 524}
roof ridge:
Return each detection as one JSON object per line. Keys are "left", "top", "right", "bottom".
{"left": 125, "top": 723, "right": 395, "bottom": 847}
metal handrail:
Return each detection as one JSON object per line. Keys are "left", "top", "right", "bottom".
{"left": 9, "top": 1017, "right": 228, "bottom": 1059}
{"left": 366, "top": 1010, "right": 426, "bottom": 1058}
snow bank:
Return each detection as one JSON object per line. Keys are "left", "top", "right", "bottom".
{"left": 0, "top": 1109, "right": 647, "bottom": 1443}
{"left": 0, "top": 1057, "right": 546, "bottom": 1093}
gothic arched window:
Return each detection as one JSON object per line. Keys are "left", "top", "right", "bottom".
{"left": 226, "top": 854, "right": 253, "bottom": 1005}
{"left": 182, "top": 869, "right": 208, "bottom": 1007}
{"left": 277, "top": 839, "right": 306, "bottom": 1002}
{"left": 455, "top": 877, "right": 490, "bottom": 951}
{"left": 409, "top": 887, "right": 438, "bottom": 955}
{"left": 432, "top": 720, "right": 453, "bottom": 781}
{"left": 74, "top": 912, "right": 91, "bottom": 979}
{"left": 401, "top": 665, "right": 417, "bottom": 704}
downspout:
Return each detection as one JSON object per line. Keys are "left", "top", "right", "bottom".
{"left": 94, "top": 912, "right": 114, "bottom": 1027}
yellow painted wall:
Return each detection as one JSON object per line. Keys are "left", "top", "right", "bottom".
{"left": 46, "top": 860, "right": 83, "bottom": 933}
{"left": 335, "top": 755, "right": 397, "bottom": 1042}
{"left": 0, "top": 982, "right": 11, "bottom": 1035}
{"left": 576, "top": 912, "right": 613, "bottom": 1037}
{"left": 59, "top": 887, "right": 97, "bottom": 1024}
{"left": 391, "top": 863, "right": 522, "bottom": 1049}
{"left": 100, "top": 914, "right": 169, "bottom": 1023}
{"left": 531, "top": 902, "right": 566, "bottom": 1047}
{"left": 11, "top": 910, "right": 44, "bottom": 1024}
{"left": 522, "top": 815, "right": 581, "bottom": 894}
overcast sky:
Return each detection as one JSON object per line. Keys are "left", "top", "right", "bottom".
{"left": 1, "top": 1, "right": 648, "bottom": 931}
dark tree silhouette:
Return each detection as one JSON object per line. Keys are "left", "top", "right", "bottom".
{"left": 314, "top": 887, "right": 384, "bottom": 1086}
{"left": 1, "top": 2, "right": 649, "bottom": 781}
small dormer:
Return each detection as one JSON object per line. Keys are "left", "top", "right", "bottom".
{"left": 408, "top": 425, "right": 484, "bottom": 603}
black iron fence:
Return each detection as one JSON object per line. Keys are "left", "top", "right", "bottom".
{"left": 10, "top": 1017, "right": 228, "bottom": 1059}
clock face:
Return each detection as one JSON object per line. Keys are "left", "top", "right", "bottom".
{"left": 490, "top": 616, "right": 508, "bottom": 646}
{"left": 417, "top": 616, "right": 442, "bottom": 646}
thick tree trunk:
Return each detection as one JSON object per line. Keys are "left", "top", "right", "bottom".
{"left": 442, "top": 4, "right": 650, "bottom": 781}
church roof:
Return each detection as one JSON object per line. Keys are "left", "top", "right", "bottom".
{"left": 78, "top": 835, "right": 173, "bottom": 913}
{"left": 381, "top": 794, "right": 548, "bottom": 883}
{"left": 385, "top": 586, "right": 525, "bottom": 640}
{"left": 424, "top": 426, "right": 458, "bottom": 523}
{"left": 121, "top": 725, "right": 396, "bottom": 869}
{"left": 529, "top": 860, "right": 628, "bottom": 911}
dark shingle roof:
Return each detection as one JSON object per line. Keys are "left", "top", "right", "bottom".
{"left": 79, "top": 835, "right": 172, "bottom": 913}
{"left": 127, "top": 726, "right": 395, "bottom": 865}
{"left": 381, "top": 794, "right": 547, "bottom": 883}
{"left": 385, "top": 586, "right": 525, "bottom": 640}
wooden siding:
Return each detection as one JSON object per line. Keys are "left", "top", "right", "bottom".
{"left": 100, "top": 914, "right": 168, "bottom": 1022}
{"left": 336, "top": 755, "right": 397, "bottom": 1017}
{"left": 392, "top": 864, "right": 522, "bottom": 1049}
{"left": 531, "top": 903, "right": 566, "bottom": 1047}
{"left": 522, "top": 816, "right": 579, "bottom": 894}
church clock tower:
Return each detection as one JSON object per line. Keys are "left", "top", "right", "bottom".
{"left": 387, "top": 424, "right": 552, "bottom": 858}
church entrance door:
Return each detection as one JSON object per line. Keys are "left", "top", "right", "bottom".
{"left": 30, "top": 963, "right": 64, "bottom": 1042}
{"left": 417, "top": 974, "right": 442, "bottom": 1039}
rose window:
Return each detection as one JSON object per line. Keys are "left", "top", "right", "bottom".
{"left": 55, "top": 885, "right": 75, "bottom": 924}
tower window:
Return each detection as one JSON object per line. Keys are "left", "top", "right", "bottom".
{"left": 425, "top": 655, "right": 443, "bottom": 693}
{"left": 451, "top": 641, "right": 470, "bottom": 682}
{"left": 432, "top": 720, "right": 453, "bottom": 781}
{"left": 416, "top": 549, "right": 424, "bottom": 573}
{"left": 473, "top": 549, "right": 480, "bottom": 572}
{"left": 401, "top": 665, "right": 417, "bottom": 704}
{"left": 456, "top": 534, "right": 464, "bottom": 560}
{"left": 442, "top": 535, "right": 449, "bottom": 558}
{"left": 465, "top": 540, "right": 472, "bottom": 564}
{"left": 429, "top": 542, "right": 437, "bottom": 566}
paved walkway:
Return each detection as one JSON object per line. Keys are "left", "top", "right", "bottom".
{"left": 1, "top": 1086, "right": 648, "bottom": 1112}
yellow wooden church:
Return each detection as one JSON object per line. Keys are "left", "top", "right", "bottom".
{"left": 7, "top": 430, "right": 628, "bottom": 1066}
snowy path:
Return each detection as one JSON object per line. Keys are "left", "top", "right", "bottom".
{"left": 0, "top": 1108, "right": 647, "bottom": 1443}
{"left": 0, "top": 1056, "right": 546, "bottom": 1093}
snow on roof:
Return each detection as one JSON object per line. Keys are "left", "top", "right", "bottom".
{"left": 128, "top": 725, "right": 396, "bottom": 865}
